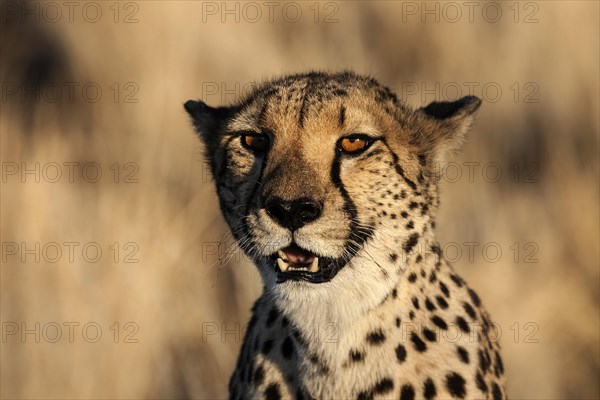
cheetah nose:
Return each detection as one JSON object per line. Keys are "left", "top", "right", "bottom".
{"left": 264, "top": 197, "right": 322, "bottom": 231}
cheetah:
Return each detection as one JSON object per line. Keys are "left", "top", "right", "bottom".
{"left": 184, "top": 71, "right": 506, "bottom": 399}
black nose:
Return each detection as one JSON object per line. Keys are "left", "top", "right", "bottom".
{"left": 264, "top": 197, "right": 322, "bottom": 230}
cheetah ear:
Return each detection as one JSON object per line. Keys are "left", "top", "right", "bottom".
{"left": 414, "top": 96, "right": 482, "bottom": 165}
{"left": 184, "top": 99, "right": 230, "bottom": 145}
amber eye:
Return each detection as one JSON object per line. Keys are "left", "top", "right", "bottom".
{"left": 339, "top": 136, "right": 373, "bottom": 154}
{"left": 241, "top": 134, "right": 270, "bottom": 152}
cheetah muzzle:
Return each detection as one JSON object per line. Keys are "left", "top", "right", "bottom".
{"left": 185, "top": 71, "right": 507, "bottom": 400}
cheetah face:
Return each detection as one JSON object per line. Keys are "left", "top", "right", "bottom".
{"left": 185, "top": 72, "right": 480, "bottom": 293}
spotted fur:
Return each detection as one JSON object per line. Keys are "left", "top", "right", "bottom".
{"left": 185, "top": 71, "right": 506, "bottom": 399}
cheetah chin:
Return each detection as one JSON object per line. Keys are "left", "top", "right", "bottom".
{"left": 270, "top": 243, "right": 344, "bottom": 284}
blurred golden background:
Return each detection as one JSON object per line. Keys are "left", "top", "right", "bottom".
{"left": 1, "top": 1, "right": 598, "bottom": 398}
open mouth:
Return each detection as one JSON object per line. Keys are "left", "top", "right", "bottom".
{"left": 271, "top": 243, "right": 341, "bottom": 284}
{"left": 277, "top": 243, "right": 320, "bottom": 273}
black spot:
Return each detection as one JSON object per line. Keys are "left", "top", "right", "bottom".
{"left": 349, "top": 349, "right": 364, "bottom": 362}
{"left": 281, "top": 336, "right": 294, "bottom": 359}
{"left": 431, "top": 315, "right": 448, "bottom": 330}
{"left": 404, "top": 233, "right": 420, "bottom": 253}
{"left": 409, "top": 311, "right": 415, "bottom": 320}
{"left": 492, "top": 383, "right": 503, "bottom": 400}
{"left": 395, "top": 317, "right": 401, "bottom": 327}
{"left": 407, "top": 272, "right": 417, "bottom": 283}
{"left": 411, "top": 297, "right": 420, "bottom": 310}
{"left": 423, "top": 378, "right": 436, "bottom": 399}
{"left": 411, "top": 332, "right": 427, "bottom": 352}
{"left": 291, "top": 329, "right": 306, "bottom": 347}
{"left": 468, "top": 288, "right": 481, "bottom": 307}
{"left": 429, "top": 271, "right": 437, "bottom": 283}
{"left": 425, "top": 297, "right": 437, "bottom": 311}
{"left": 266, "top": 308, "right": 279, "bottom": 327}
{"left": 391, "top": 288, "right": 398, "bottom": 299}
{"left": 339, "top": 105, "right": 346, "bottom": 126}
{"left": 494, "top": 351, "right": 505, "bottom": 376}
{"left": 400, "top": 384, "right": 415, "bottom": 400}
{"left": 366, "top": 330, "right": 386, "bottom": 345}
{"left": 446, "top": 372, "right": 466, "bottom": 398}
{"left": 476, "top": 372, "right": 488, "bottom": 392}
{"left": 396, "top": 344, "right": 407, "bottom": 363}
{"left": 309, "top": 353, "right": 330, "bottom": 375}
{"left": 456, "top": 316, "right": 469, "bottom": 333}
{"left": 408, "top": 201, "right": 419, "bottom": 209}
{"left": 401, "top": 211, "right": 409, "bottom": 218}
{"left": 450, "top": 274, "right": 463, "bottom": 287}
{"left": 391, "top": 213, "right": 397, "bottom": 219}
{"left": 356, "top": 391, "right": 371, "bottom": 400}
{"left": 423, "top": 328, "right": 437, "bottom": 342}
{"left": 463, "top": 302, "right": 477, "bottom": 319}
{"left": 262, "top": 339, "right": 274, "bottom": 355}
{"left": 431, "top": 244, "right": 442, "bottom": 257}
{"left": 406, "top": 221, "right": 414, "bottom": 229}
{"left": 479, "top": 349, "right": 490, "bottom": 372}
{"left": 416, "top": 254, "right": 423, "bottom": 263}
{"left": 389, "top": 253, "right": 398, "bottom": 262}
{"left": 264, "top": 383, "right": 282, "bottom": 400}
{"left": 439, "top": 281, "right": 450, "bottom": 297}
{"left": 373, "top": 378, "right": 394, "bottom": 394}
{"left": 482, "top": 317, "right": 492, "bottom": 335}
{"left": 253, "top": 365, "right": 265, "bottom": 385}
{"left": 436, "top": 295, "right": 449, "bottom": 309}
{"left": 457, "top": 346, "right": 469, "bottom": 363}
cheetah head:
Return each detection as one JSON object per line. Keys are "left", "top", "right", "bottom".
{"left": 185, "top": 72, "right": 480, "bottom": 315}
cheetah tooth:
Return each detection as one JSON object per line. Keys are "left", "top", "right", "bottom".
{"left": 277, "top": 258, "right": 289, "bottom": 272}
{"left": 309, "top": 257, "right": 319, "bottom": 273}
{"left": 277, "top": 250, "right": 288, "bottom": 261}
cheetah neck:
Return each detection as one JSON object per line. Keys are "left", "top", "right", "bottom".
{"left": 270, "top": 225, "right": 444, "bottom": 367}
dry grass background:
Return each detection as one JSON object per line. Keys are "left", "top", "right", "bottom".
{"left": 1, "top": 1, "right": 598, "bottom": 398}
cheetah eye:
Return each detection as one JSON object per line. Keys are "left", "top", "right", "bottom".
{"left": 338, "top": 135, "right": 374, "bottom": 154}
{"left": 241, "top": 134, "right": 270, "bottom": 152}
